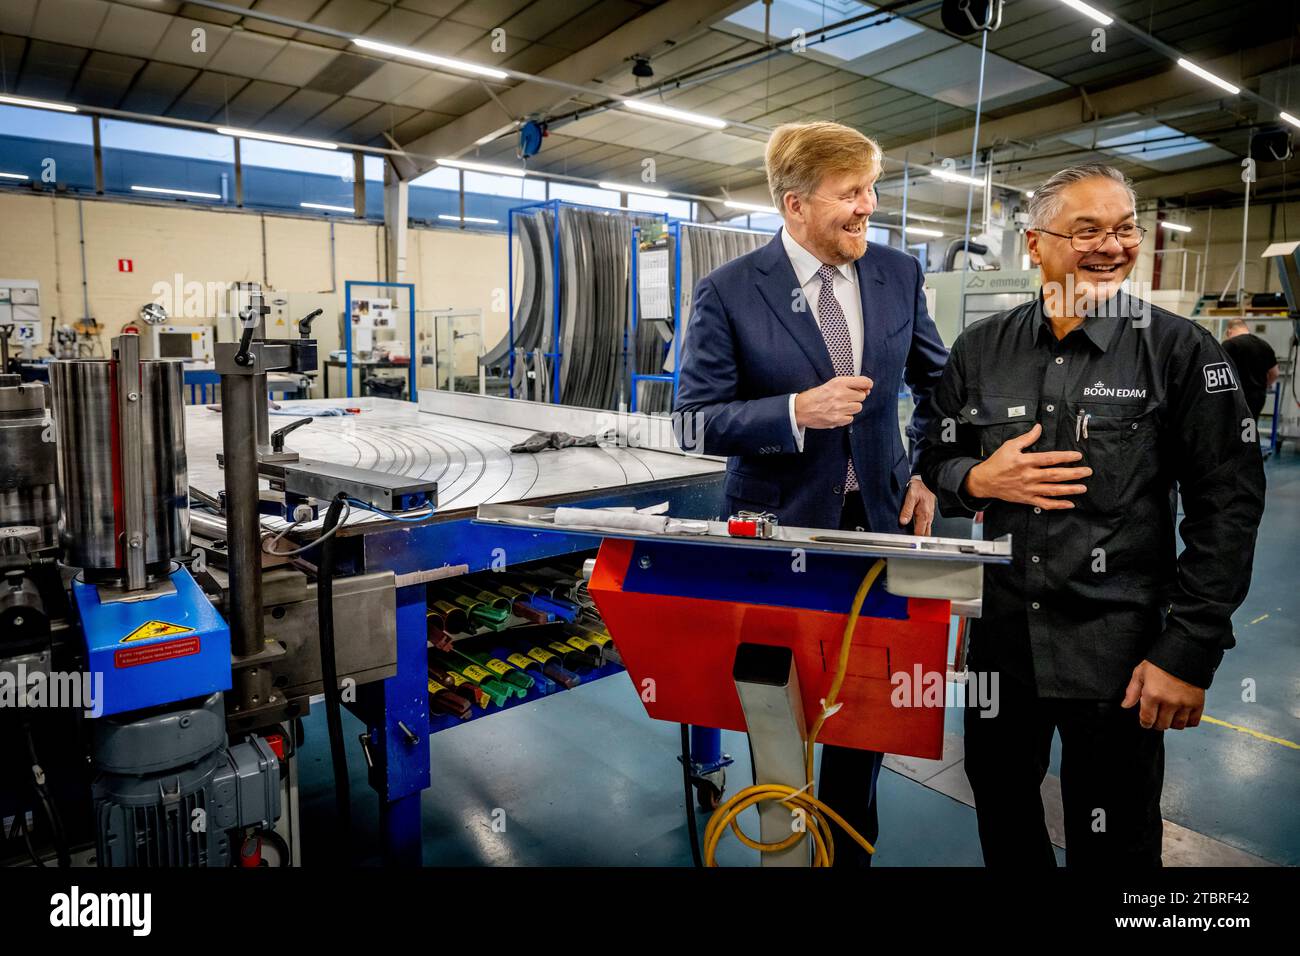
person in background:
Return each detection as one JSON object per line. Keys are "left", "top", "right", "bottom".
{"left": 1221, "top": 318, "right": 1279, "bottom": 421}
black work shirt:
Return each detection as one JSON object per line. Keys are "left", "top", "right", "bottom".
{"left": 918, "top": 294, "right": 1265, "bottom": 699}
{"left": 1220, "top": 332, "right": 1277, "bottom": 420}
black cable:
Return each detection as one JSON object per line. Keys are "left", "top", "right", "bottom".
{"left": 317, "top": 492, "right": 352, "bottom": 857}
{"left": 17, "top": 814, "right": 44, "bottom": 868}
{"left": 680, "top": 724, "right": 703, "bottom": 868}
{"left": 19, "top": 713, "right": 69, "bottom": 868}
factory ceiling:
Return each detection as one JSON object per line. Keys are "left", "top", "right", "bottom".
{"left": 0, "top": 0, "right": 1295, "bottom": 216}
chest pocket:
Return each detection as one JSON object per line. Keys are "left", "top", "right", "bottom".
{"left": 1064, "top": 399, "right": 1160, "bottom": 514}
{"left": 961, "top": 393, "right": 1039, "bottom": 458}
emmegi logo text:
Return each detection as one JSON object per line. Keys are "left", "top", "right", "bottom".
{"left": 1082, "top": 381, "right": 1147, "bottom": 398}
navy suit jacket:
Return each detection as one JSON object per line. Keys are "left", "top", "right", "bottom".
{"left": 674, "top": 230, "right": 949, "bottom": 533}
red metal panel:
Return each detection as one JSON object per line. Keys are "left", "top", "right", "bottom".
{"left": 589, "top": 539, "right": 950, "bottom": 759}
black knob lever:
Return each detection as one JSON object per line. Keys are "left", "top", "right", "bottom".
{"left": 234, "top": 314, "right": 257, "bottom": 367}
{"left": 271, "top": 417, "right": 312, "bottom": 453}
{"left": 298, "top": 309, "right": 323, "bottom": 339}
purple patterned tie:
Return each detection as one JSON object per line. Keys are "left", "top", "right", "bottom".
{"left": 816, "top": 264, "right": 858, "bottom": 492}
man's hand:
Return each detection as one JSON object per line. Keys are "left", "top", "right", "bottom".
{"left": 964, "top": 422, "right": 1091, "bottom": 509}
{"left": 1122, "top": 660, "right": 1206, "bottom": 730}
{"left": 899, "top": 477, "right": 936, "bottom": 536}
{"left": 794, "top": 375, "right": 873, "bottom": 429}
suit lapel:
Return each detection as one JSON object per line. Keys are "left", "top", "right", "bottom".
{"left": 754, "top": 233, "right": 835, "bottom": 380}
{"left": 854, "top": 248, "right": 887, "bottom": 377}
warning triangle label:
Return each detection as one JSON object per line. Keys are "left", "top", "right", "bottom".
{"left": 120, "top": 620, "right": 194, "bottom": 644}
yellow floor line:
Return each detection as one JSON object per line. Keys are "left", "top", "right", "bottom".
{"left": 1202, "top": 715, "right": 1300, "bottom": 750}
{"left": 1248, "top": 613, "right": 1270, "bottom": 625}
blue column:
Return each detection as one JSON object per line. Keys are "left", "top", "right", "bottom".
{"left": 358, "top": 582, "right": 430, "bottom": 866}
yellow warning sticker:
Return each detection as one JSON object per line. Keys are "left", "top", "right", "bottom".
{"left": 120, "top": 620, "right": 194, "bottom": 644}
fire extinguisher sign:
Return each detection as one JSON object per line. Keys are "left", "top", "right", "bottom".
{"left": 118, "top": 258, "right": 133, "bottom": 272}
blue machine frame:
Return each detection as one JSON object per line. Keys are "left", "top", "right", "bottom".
{"left": 343, "top": 280, "right": 418, "bottom": 401}
{"left": 344, "top": 472, "right": 726, "bottom": 864}
{"left": 629, "top": 219, "right": 681, "bottom": 413}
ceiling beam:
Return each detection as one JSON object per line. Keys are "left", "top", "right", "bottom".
{"left": 397, "top": 0, "right": 746, "bottom": 179}
{"left": 884, "top": 39, "right": 1298, "bottom": 169}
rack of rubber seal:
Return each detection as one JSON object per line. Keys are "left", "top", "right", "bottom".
{"left": 486, "top": 200, "right": 667, "bottom": 410}
{"left": 630, "top": 221, "right": 771, "bottom": 415}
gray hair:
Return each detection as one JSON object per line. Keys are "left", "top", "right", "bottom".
{"left": 1027, "top": 163, "right": 1136, "bottom": 229}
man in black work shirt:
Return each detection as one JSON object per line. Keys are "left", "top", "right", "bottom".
{"left": 918, "top": 164, "right": 1266, "bottom": 867}
{"left": 1221, "top": 318, "right": 1279, "bottom": 420}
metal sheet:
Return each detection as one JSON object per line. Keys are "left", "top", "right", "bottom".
{"left": 487, "top": 206, "right": 654, "bottom": 410}
{"left": 474, "top": 501, "right": 1010, "bottom": 563}
{"left": 184, "top": 396, "right": 723, "bottom": 524}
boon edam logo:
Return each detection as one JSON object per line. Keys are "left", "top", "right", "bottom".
{"left": 50, "top": 887, "right": 151, "bottom": 936}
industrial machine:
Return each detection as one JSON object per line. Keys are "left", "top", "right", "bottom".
{"left": 137, "top": 302, "right": 215, "bottom": 363}
{"left": 476, "top": 504, "right": 1010, "bottom": 866}
{"left": 0, "top": 279, "right": 42, "bottom": 364}
{"left": 0, "top": 284, "right": 440, "bottom": 867}
{"left": 0, "top": 335, "right": 281, "bottom": 867}
{"left": 924, "top": 267, "right": 1041, "bottom": 343}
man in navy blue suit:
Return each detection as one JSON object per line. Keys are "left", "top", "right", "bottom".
{"left": 674, "top": 120, "right": 949, "bottom": 866}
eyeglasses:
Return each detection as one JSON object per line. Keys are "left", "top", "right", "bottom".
{"left": 1035, "top": 224, "right": 1147, "bottom": 252}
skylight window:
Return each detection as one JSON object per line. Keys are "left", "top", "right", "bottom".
{"left": 723, "top": 0, "right": 923, "bottom": 62}
{"left": 1093, "top": 123, "right": 1213, "bottom": 163}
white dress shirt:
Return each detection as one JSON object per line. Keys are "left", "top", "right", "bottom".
{"left": 780, "top": 227, "right": 864, "bottom": 451}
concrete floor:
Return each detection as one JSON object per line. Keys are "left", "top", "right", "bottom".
{"left": 298, "top": 453, "right": 1299, "bottom": 867}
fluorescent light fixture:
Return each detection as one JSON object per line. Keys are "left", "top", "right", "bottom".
{"left": 0, "top": 94, "right": 77, "bottom": 113}
{"left": 898, "top": 211, "right": 942, "bottom": 223}
{"left": 436, "top": 157, "right": 526, "bottom": 177}
{"left": 905, "top": 226, "right": 944, "bottom": 238}
{"left": 1026, "top": 190, "right": 1035, "bottom": 198}
{"left": 131, "top": 185, "right": 221, "bottom": 200}
{"left": 1159, "top": 221, "right": 1192, "bottom": 233}
{"left": 353, "top": 38, "right": 508, "bottom": 80}
{"left": 930, "top": 167, "right": 984, "bottom": 187}
{"left": 301, "top": 201, "right": 353, "bottom": 213}
{"left": 622, "top": 99, "right": 728, "bottom": 130}
{"left": 724, "top": 200, "right": 779, "bottom": 214}
{"left": 1055, "top": 0, "right": 1113, "bottom": 25}
{"left": 0, "top": 171, "right": 30, "bottom": 181}
{"left": 599, "top": 181, "right": 669, "bottom": 198}
{"left": 438, "top": 214, "right": 499, "bottom": 225}
{"left": 1281, "top": 112, "right": 1300, "bottom": 129}
{"left": 1176, "top": 58, "right": 1240, "bottom": 95}
{"left": 217, "top": 126, "right": 338, "bottom": 150}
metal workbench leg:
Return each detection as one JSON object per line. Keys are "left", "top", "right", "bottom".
{"left": 356, "top": 583, "right": 430, "bottom": 866}
{"left": 689, "top": 726, "right": 732, "bottom": 808}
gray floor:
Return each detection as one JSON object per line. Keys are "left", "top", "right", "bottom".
{"left": 298, "top": 453, "right": 1300, "bottom": 866}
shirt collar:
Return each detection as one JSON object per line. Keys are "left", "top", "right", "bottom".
{"left": 780, "top": 227, "right": 855, "bottom": 288}
{"left": 1032, "top": 293, "right": 1124, "bottom": 352}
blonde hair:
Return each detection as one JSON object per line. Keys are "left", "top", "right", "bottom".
{"left": 765, "top": 121, "right": 882, "bottom": 213}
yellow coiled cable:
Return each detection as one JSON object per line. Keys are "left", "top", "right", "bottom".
{"left": 701, "top": 559, "right": 886, "bottom": 867}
